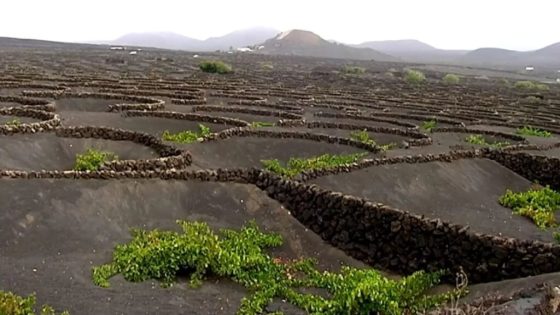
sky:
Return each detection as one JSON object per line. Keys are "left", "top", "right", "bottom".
{"left": 1, "top": 0, "right": 558, "bottom": 51}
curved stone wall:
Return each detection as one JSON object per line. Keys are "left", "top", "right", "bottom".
{"left": 0, "top": 107, "right": 60, "bottom": 134}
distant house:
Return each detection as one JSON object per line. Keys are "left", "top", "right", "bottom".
{"left": 525, "top": 66, "right": 535, "bottom": 71}
{"left": 110, "top": 46, "right": 124, "bottom": 50}
{"left": 129, "top": 51, "right": 138, "bottom": 55}
{"left": 193, "top": 54, "right": 199, "bottom": 58}
{"left": 236, "top": 47, "right": 253, "bottom": 52}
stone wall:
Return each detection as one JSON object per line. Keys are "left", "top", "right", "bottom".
{"left": 0, "top": 107, "right": 60, "bottom": 134}
{"left": 487, "top": 150, "right": 560, "bottom": 190}
{"left": 122, "top": 110, "right": 249, "bottom": 127}
{"left": 314, "top": 112, "right": 417, "bottom": 128}
{"left": 253, "top": 171, "right": 560, "bottom": 284}
{"left": 207, "top": 127, "right": 382, "bottom": 152}
{"left": 191, "top": 105, "right": 303, "bottom": 120}
{"left": 55, "top": 126, "right": 192, "bottom": 171}
{"left": 0, "top": 149, "right": 559, "bottom": 283}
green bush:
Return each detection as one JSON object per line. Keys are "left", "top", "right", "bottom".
{"left": 464, "top": 134, "right": 509, "bottom": 148}
{"left": 499, "top": 186, "right": 560, "bottom": 228}
{"left": 74, "top": 149, "right": 118, "bottom": 171}
{"left": 92, "top": 220, "right": 460, "bottom": 315}
{"left": 199, "top": 60, "right": 233, "bottom": 74}
{"left": 0, "top": 290, "right": 69, "bottom": 315}
{"left": 404, "top": 69, "right": 426, "bottom": 85}
{"left": 421, "top": 120, "right": 437, "bottom": 133}
{"left": 350, "top": 129, "right": 395, "bottom": 151}
{"left": 342, "top": 66, "right": 366, "bottom": 75}
{"left": 162, "top": 124, "right": 211, "bottom": 143}
{"left": 5, "top": 118, "right": 21, "bottom": 127}
{"left": 514, "top": 81, "right": 549, "bottom": 91}
{"left": 261, "top": 153, "right": 367, "bottom": 178}
{"left": 516, "top": 126, "right": 552, "bottom": 138}
{"left": 442, "top": 74, "right": 460, "bottom": 85}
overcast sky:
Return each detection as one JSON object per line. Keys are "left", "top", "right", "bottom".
{"left": 2, "top": 0, "right": 558, "bottom": 50}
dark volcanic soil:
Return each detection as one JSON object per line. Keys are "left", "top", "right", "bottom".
{"left": 0, "top": 179, "right": 364, "bottom": 315}
{"left": 184, "top": 136, "right": 370, "bottom": 169}
{"left": 0, "top": 133, "right": 158, "bottom": 171}
{"left": 310, "top": 158, "right": 551, "bottom": 241}
{"left": 59, "top": 111, "right": 235, "bottom": 135}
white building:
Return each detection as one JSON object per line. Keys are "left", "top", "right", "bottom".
{"left": 236, "top": 47, "right": 253, "bottom": 52}
{"left": 129, "top": 51, "right": 138, "bottom": 55}
{"left": 525, "top": 66, "right": 534, "bottom": 71}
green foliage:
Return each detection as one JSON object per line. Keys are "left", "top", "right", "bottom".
{"left": 342, "top": 66, "right": 366, "bottom": 75}
{"left": 524, "top": 95, "right": 543, "bottom": 104}
{"left": 261, "top": 152, "right": 368, "bottom": 178}
{"left": 516, "top": 125, "right": 552, "bottom": 138}
{"left": 250, "top": 121, "right": 274, "bottom": 128}
{"left": 162, "top": 124, "right": 211, "bottom": 144}
{"left": 404, "top": 69, "right": 426, "bottom": 85}
{"left": 5, "top": 118, "right": 21, "bottom": 127}
{"left": 442, "top": 74, "right": 460, "bottom": 85}
{"left": 499, "top": 186, "right": 560, "bottom": 228}
{"left": 199, "top": 60, "right": 233, "bottom": 74}
{"left": 0, "top": 290, "right": 69, "bottom": 315}
{"left": 350, "top": 129, "right": 395, "bottom": 151}
{"left": 421, "top": 120, "right": 437, "bottom": 133}
{"left": 464, "top": 134, "right": 510, "bottom": 148}
{"left": 93, "top": 220, "right": 459, "bottom": 315}
{"left": 514, "top": 81, "right": 549, "bottom": 91}
{"left": 73, "top": 149, "right": 118, "bottom": 171}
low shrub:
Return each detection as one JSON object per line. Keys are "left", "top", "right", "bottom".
{"left": 516, "top": 125, "right": 552, "bottom": 138}
{"left": 5, "top": 118, "right": 21, "bottom": 127}
{"left": 92, "top": 220, "right": 460, "bottom": 315}
{"left": 499, "top": 186, "right": 560, "bottom": 228}
{"left": 514, "top": 81, "right": 549, "bottom": 91}
{"left": 404, "top": 69, "right": 426, "bottom": 85}
{"left": 74, "top": 149, "right": 118, "bottom": 171}
{"left": 342, "top": 66, "right": 366, "bottom": 75}
{"left": 162, "top": 124, "right": 211, "bottom": 143}
{"left": 261, "top": 152, "right": 367, "bottom": 178}
{"left": 199, "top": 61, "right": 233, "bottom": 74}
{"left": 350, "top": 129, "right": 395, "bottom": 151}
{"left": 421, "top": 119, "right": 437, "bottom": 133}
{"left": 464, "top": 134, "right": 509, "bottom": 148}
{"left": 0, "top": 290, "right": 69, "bottom": 315}
{"left": 442, "top": 74, "right": 460, "bottom": 85}
{"left": 250, "top": 121, "right": 274, "bottom": 128}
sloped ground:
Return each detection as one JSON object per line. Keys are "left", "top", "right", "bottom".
{"left": 0, "top": 179, "right": 363, "bottom": 315}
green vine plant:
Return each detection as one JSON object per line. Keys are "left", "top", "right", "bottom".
{"left": 499, "top": 185, "right": 560, "bottom": 229}
{"left": 73, "top": 148, "right": 118, "bottom": 171}
{"left": 92, "top": 220, "right": 462, "bottom": 315}
{"left": 421, "top": 120, "right": 437, "bottom": 133}
{"left": 349, "top": 129, "right": 396, "bottom": 151}
{"left": 516, "top": 126, "right": 552, "bottom": 138}
{"left": 250, "top": 121, "right": 275, "bottom": 128}
{"left": 0, "top": 290, "right": 69, "bottom": 315}
{"left": 162, "top": 124, "right": 211, "bottom": 144}
{"left": 464, "top": 134, "right": 510, "bottom": 148}
{"left": 261, "top": 152, "right": 368, "bottom": 178}
{"left": 5, "top": 118, "right": 21, "bottom": 127}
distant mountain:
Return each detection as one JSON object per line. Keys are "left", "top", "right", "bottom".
{"left": 112, "top": 32, "right": 202, "bottom": 50}
{"left": 356, "top": 39, "right": 436, "bottom": 52}
{"left": 202, "top": 27, "right": 279, "bottom": 51}
{"left": 105, "top": 27, "right": 279, "bottom": 51}
{"left": 257, "top": 30, "right": 397, "bottom": 61}
{"left": 461, "top": 43, "right": 560, "bottom": 68}
{"left": 355, "top": 39, "right": 468, "bottom": 63}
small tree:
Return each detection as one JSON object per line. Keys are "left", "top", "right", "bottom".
{"left": 442, "top": 74, "right": 460, "bottom": 85}
{"left": 404, "top": 69, "right": 426, "bottom": 85}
